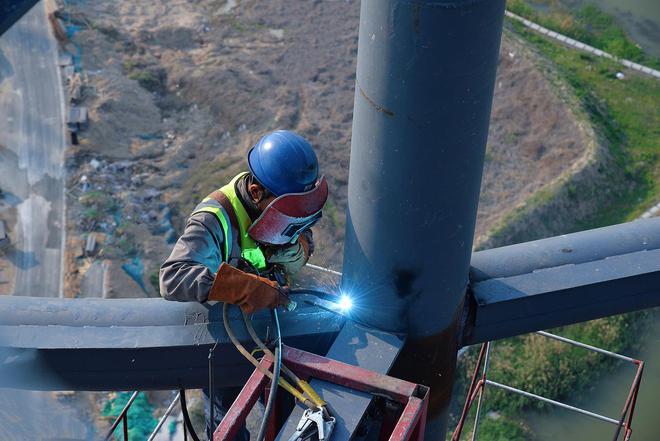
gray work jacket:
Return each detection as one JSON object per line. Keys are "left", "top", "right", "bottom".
{"left": 159, "top": 211, "right": 226, "bottom": 303}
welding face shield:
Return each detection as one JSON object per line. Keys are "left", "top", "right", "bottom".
{"left": 248, "top": 176, "right": 328, "bottom": 246}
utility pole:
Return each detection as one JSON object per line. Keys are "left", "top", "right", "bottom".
{"left": 342, "top": 0, "right": 506, "bottom": 437}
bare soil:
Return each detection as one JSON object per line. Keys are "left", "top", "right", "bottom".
{"left": 59, "top": 0, "right": 592, "bottom": 294}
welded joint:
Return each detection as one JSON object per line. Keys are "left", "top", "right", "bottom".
{"left": 457, "top": 286, "right": 477, "bottom": 348}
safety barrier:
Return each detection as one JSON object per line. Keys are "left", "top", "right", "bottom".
{"left": 215, "top": 344, "right": 429, "bottom": 440}
{"left": 103, "top": 390, "right": 183, "bottom": 441}
{"left": 452, "top": 331, "right": 644, "bottom": 441}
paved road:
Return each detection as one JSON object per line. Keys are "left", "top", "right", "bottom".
{"left": 0, "top": 1, "right": 66, "bottom": 297}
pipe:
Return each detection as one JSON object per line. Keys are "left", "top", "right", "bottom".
{"left": 0, "top": 298, "right": 341, "bottom": 390}
{"left": 341, "top": 0, "right": 505, "bottom": 437}
{"left": 470, "top": 218, "right": 660, "bottom": 283}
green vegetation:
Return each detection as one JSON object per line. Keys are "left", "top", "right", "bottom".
{"left": 80, "top": 190, "right": 117, "bottom": 226}
{"left": 80, "top": 190, "right": 117, "bottom": 212}
{"left": 102, "top": 392, "right": 157, "bottom": 440}
{"left": 478, "top": 416, "right": 529, "bottom": 441}
{"left": 478, "top": 313, "right": 646, "bottom": 413}
{"left": 122, "top": 57, "right": 167, "bottom": 93}
{"left": 107, "top": 221, "right": 140, "bottom": 258}
{"left": 506, "top": 4, "right": 660, "bottom": 227}
{"left": 82, "top": 207, "right": 102, "bottom": 223}
{"left": 128, "top": 69, "right": 165, "bottom": 93}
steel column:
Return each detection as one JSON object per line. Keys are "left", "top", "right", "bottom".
{"left": 342, "top": 0, "right": 505, "bottom": 437}
{"left": 465, "top": 219, "right": 660, "bottom": 345}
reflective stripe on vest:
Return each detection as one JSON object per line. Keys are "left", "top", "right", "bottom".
{"left": 192, "top": 172, "right": 267, "bottom": 271}
{"left": 191, "top": 200, "right": 233, "bottom": 262}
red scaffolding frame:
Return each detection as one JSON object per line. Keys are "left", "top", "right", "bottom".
{"left": 214, "top": 344, "right": 429, "bottom": 441}
{"left": 451, "top": 331, "right": 645, "bottom": 441}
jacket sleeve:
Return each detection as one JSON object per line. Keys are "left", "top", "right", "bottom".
{"left": 159, "top": 212, "right": 226, "bottom": 302}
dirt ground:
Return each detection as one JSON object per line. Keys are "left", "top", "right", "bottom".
{"left": 58, "top": 0, "right": 591, "bottom": 293}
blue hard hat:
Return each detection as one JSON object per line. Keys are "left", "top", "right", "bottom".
{"left": 248, "top": 130, "right": 319, "bottom": 196}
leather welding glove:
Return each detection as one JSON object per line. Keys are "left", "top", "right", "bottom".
{"left": 208, "top": 262, "right": 290, "bottom": 314}
{"left": 266, "top": 230, "right": 314, "bottom": 277}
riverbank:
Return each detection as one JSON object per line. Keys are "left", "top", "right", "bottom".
{"left": 526, "top": 307, "right": 660, "bottom": 440}
{"left": 449, "top": 2, "right": 660, "bottom": 440}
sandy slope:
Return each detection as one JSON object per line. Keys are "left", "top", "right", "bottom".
{"left": 61, "top": 0, "right": 591, "bottom": 290}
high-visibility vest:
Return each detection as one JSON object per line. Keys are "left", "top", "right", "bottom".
{"left": 191, "top": 172, "right": 267, "bottom": 271}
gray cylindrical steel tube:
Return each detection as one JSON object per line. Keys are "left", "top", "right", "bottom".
{"left": 470, "top": 217, "right": 660, "bottom": 283}
{"left": 341, "top": 0, "right": 505, "bottom": 437}
{"left": 342, "top": 0, "right": 505, "bottom": 336}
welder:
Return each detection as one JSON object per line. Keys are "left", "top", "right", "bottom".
{"left": 159, "top": 129, "right": 328, "bottom": 440}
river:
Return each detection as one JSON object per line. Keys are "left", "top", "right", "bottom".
{"left": 526, "top": 308, "right": 660, "bottom": 440}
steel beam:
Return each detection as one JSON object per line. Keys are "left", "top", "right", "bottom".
{"left": 341, "top": 0, "right": 505, "bottom": 438}
{"left": 470, "top": 218, "right": 660, "bottom": 282}
{"left": 465, "top": 219, "right": 660, "bottom": 344}
{"left": 0, "top": 0, "right": 40, "bottom": 36}
{"left": 276, "top": 321, "right": 405, "bottom": 441}
{"left": 0, "top": 295, "right": 342, "bottom": 390}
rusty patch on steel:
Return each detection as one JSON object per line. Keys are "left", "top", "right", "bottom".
{"left": 389, "top": 302, "right": 464, "bottom": 422}
{"left": 359, "top": 85, "right": 394, "bottom": 117}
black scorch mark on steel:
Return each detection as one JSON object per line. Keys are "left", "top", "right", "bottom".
{"left": 359, "top": 85, "right": 394, "bottom": 117}
{"left": 393, "top": 268, "right": 421, "bottom": 298}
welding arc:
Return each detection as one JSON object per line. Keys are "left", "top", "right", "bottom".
{"left": 256, "top": 309, "right": 281, "bottom": 441}
{"left": 222, "top": 303, "right": 320, "bottom": 410}
{"left": 243, "top": 311, "right": 326, "bottom": 408}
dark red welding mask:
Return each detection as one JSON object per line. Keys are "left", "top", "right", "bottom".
{"left": 248, "top": 176, "right": 328, "bottom": 246}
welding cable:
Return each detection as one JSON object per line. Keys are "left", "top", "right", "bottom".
{"left": 255, "top": 309, "right": 282, "bottom": 441}
{"left": 288, "top": 288, "right": 338, "bottom": 303}
{"left": 242, "top": 312, "right": 326, "bottom": 409}
{"left": 222, "top": 303, "right": 319, "bottom": 410}
{"left": 179, "top": 389, "right": 202, "bottom": 441}
{"left": 207, "top": 338, "right": 219, "bottom": 435}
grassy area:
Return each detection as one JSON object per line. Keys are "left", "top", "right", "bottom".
{"left": 506, "top": 5, "right": 660, "bottom": 227}
{"left": 453, "top": 4, "right": 660, "bottom": 439}
{"left": 79, "top": 190, "right": 118, "bottom": 227}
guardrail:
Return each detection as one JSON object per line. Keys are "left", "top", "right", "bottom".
{"left": 452, "top": 331, "right": 644, "bottom": 441}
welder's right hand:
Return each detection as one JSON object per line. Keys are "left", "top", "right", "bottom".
{"left": 208, "top": 262, "right": 290, "bottom": 314}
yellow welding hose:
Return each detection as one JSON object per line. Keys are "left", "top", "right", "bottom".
{"left": 297, "top": 380, "right": 325, "bottom": 408}
{"left": 222, "top": 304, "right": 318, "bottom": 410}
{"left": 242, "top": 312, "right": 327, "bottom": 408}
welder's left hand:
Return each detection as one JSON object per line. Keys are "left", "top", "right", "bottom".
{"left": 266, "top": 230, "right": 314, "bottom": 277}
